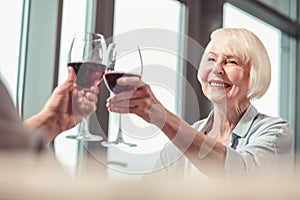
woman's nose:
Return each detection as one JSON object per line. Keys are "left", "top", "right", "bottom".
{"left": 212, "top": 59, "right": 224, "bottom": 75}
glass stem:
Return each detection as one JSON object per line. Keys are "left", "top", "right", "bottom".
{"left": 79, "top": 116, "right": 90, "bottom": 136}
{"left": 116, "top": 114, "right": 124, "bottom": 142}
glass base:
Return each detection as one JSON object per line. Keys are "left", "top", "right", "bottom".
{"left": 66, "top": 133, "right": 103, "bottom": 141}
{"left": 101, "top": 140, "right": 137, "bottom": 147}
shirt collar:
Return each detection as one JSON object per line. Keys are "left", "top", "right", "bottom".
{"left": 199, "top": 104, "right": 259, "bottom": 138}
{"left": 232, "top": 104, "right": 259, "bottom": 138}
{"left": 199, "top": 111, "right": 214, "bottom": 134}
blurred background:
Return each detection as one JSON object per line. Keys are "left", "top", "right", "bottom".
{"left": 0, "top": 0, "right": 299, "bottom": 178}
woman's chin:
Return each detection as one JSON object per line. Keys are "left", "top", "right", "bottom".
{"left": 207, "top": 93, "right": 227, "bottom": 105}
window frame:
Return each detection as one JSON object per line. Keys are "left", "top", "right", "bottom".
{"left": 19, "top": 0, "right": 63, "bottom": 119}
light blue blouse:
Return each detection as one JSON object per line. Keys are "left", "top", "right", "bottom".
{"left": 192, "top": 104, "right": 294, "bottom": 174}
{"left": 154, "top": 104, "right": 294, "bottom": 180}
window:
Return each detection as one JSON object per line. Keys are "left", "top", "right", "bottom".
{"left": 0, "top": 1, "right": 23, "bottom": 104}
{"left": 106, "top": 0, "right": 185, "bottom": 179}
{"left": 223, "top": 1, "right": 298, "bottom": 160}
{"left": 256, "top": 0, "right": 298, "bottom": 21}
{"left": 224, "top": 3, "right": 281, "bottom": 117}
{"left": 54, "top": 0, "right": 88, "bottom": 175}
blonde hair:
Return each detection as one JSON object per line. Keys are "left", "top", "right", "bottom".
{"left": 201, "top": 28, "right": 271, "bottom": 99}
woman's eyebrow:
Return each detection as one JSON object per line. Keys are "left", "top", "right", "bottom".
{"left": 224, "top": 55, "right": 240, "bottom": 60}
{"left": 208, "top": 51, "right": 218, "bottom": 56}
{"left": 225, "top": 55, "right": 236, "bottom": 59}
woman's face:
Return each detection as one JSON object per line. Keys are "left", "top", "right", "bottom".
{"left": 198, "top": 46, "right": 250, "bottom": 105}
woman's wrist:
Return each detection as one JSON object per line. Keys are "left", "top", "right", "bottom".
{"left": 148, "top": 103, "right": 168, "bottom": 129}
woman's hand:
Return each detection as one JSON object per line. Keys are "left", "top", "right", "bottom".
{"left": 107, "top": 76, "right": 227, "bottom": 178}
{"left": 24, "top": 67, "right": 99, "bottom": 141}
{"left": 107, "top": 76, "right": 167, "bottom": 128}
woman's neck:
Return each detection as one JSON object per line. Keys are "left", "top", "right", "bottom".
{"left": 210, "top": 100, "right": 250, "bottom": 144}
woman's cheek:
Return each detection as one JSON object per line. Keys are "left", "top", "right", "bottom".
{"left": 225, "top": 67, "right": 244, "bottom": 84}
{"left": 198, "top": 63, "right": 211, "bottom": 82}
{"left": 200, "top": 82, "right": 209, "bottom": 98}
{"left": 198, "top": 71, "right": 209, "bottom": 98}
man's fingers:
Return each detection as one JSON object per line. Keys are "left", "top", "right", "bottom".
{"left": 76, "top": 99, "right": 97, "bottom": 116}
{"left": 85, "top": 92, "right": 98, "bottom": 102}
{"left": 89, "top": 85, "right": 100, "bottom": 94}
{"left": 67, "top": 67, "right": 77, "bottom": 82}
{"left": 57, "top": 67, "right": 77, "bottom": 93}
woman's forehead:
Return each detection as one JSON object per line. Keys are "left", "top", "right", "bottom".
{"left": 206, "top": 39, "right": 247, "bottom": 58}
{"left": 209, "top": 39, "right": 234, "bottom": 51}
{"left": 207, "top": 49, "right": 238, "bottom": 58}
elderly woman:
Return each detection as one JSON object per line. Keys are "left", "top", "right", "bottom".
{"left": 107, "top": 28, "right": 293, "bottom": 178}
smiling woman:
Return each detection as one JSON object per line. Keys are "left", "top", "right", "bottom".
{"left": 199, "top": 50, "right": 250, "bottom": 105}
{"left": 198, "top": 28, "right": 271, "bottom": 108}
{"left": 107, "top": 27, "right": 294, "bottom": 179}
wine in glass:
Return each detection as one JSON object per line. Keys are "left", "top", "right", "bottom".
{"left": 66, "top": 32, "right": 106, "bottom": 141}
{"left": 101, "top": 43, "right": 143, "bottom": 147}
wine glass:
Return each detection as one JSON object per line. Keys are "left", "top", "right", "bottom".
{"left": 66, "top": 32, "right": 106, "bottom": 141}
{"left": 101, "top": 43, "right": 143, "bottom": 147}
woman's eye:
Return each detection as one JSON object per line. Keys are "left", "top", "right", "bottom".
{"left": 208, "top": 57, "right": 216, "bottom": 62}
{"left": 226, "top": 60, "right": 238, "bottom": 65}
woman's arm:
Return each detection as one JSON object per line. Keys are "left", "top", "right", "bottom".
{"left": 107, "top": 77, "right": 227, "bottom": 177}
{"left": 108, "top": 77, "right": 294, "bottom": 179}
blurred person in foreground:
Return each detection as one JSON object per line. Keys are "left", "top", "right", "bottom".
{"left": 107, "top": 28, "right": 294, "bottom": 179}
{"left": 0, "top": 67, "right": 99, "bottom": 152}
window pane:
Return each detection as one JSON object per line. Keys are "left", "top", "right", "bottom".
{"left": 0, "top": 1, "right": 23, "bottom": 104}
{"left": 54, "top": 0, "right": 87, "bottom": 175}
{"left": 256, "top": 0, "right": 297, "bottom": 21}
{"left": 114, "top": 0, "right": 181, "bottom": 32}
{"left": 58, "top": 0, "right": 87, "bottom": 84}
{"left": 107, "top": 0, "right": 183, "bottom": 178}
{"left": 223, "top": 3, "right": 281, "bottom": 117}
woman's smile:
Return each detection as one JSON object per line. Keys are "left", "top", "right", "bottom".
{"left": 208, "top": 80, "right": 232, "bottom": 89}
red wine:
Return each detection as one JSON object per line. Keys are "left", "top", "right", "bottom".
{"left": 68, "top": 62, "right": 105, "bottom": 88}
{"left": 104, "top": 72, "right": 141, "bottom": 94}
